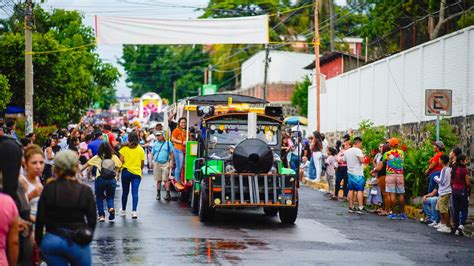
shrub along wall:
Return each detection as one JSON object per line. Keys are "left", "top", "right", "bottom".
{"left": 323, "top": 115, "right": 472, "bottom": 198}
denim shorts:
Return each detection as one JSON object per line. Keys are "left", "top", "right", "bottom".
{"left": 347, "top": 173, "right": 365, "bottom": 192}
{"left": 385, "top": 174, "right": 405, "bottom": 194}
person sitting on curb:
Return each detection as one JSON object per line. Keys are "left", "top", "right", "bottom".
{"left": 422, "top": 187, "right": 440, "bottom": 227}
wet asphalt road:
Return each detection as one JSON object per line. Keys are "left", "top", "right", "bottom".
{"left": 91, "top": 174, "right": 474, "bottom": 265}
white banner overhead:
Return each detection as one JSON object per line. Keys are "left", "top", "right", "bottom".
{"left": 95, "top": 15, "right": 269, "bottom": 45}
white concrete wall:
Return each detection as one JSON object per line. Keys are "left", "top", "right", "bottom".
{"left": 308, "top": 26, "right": 474, "bottom": 134}
{"left": 241, "top": 51, "right": 314, "bottom": 89}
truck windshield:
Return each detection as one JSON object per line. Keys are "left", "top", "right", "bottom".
{"left": 208, "top": 123, "right": 278, "bottom": 146}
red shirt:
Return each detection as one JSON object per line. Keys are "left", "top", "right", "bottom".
{"left": 452, "top": 166, "right": 469, "bottom": 190}
{"left": 429, "top": 152, "right": 443, "bottom": 172}
{"left": 103, "top": 130, "right": 116, "bottom": 145}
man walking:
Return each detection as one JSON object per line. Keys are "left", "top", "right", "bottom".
{"left": 344, "top": 137, "right": 366, "bottom": 213}
{"left": 383, "top": 138, "right": 407, "bottom": 220}
{"left": 152, "top": 131, "right": 174, "bottom": 201}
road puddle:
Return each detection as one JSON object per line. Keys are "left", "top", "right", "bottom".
{"left": 186, "top": 238, "right": 270, "bottom": 263}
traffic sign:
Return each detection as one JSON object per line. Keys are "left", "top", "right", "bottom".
{"left": 425, "top": 89, "right": 452, "bottom": 116}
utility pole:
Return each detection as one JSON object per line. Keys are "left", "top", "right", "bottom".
{"left": 25, "top": 0, "right": 34, "bottom": 134}
{"left": 314, "top": 0, "right": 321, "bottom": 131}
{"left": 263, "top": 44, "right": 270, "bottom": 101}
{"left": 173, "top": 81, "right": 176, "bottom": 105}
{"left": 329, "top": 0, "right": 335, "bottom": 52}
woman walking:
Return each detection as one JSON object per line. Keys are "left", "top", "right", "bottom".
{"left": 0, "top": 136, "right": 34, "bottom": 265}
{"left": 311, "top": 131, "right": 323, "bottom": 181}
{"left": 83, "top": 142, "right": 122, "bottom": 222}
{"left": 119, "top": 132, "right": 145, "bottom": 219}
{"left": 20, "top": 145, "right": 45, "bottom": 222}
{"left": 42, "top": 137, "right": 56, "bottom": 183}
{"left": 35, "top": 150, "right": 97, "bottom": 266}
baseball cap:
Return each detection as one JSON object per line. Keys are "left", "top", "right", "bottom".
{"left": 432, "top": 140, "right": 445, "bottom": 149}
{"left": 154, "top": 130, "right": 164, "bottom": 136}
{"left": 54, "top": 150, "right": 79, "bottom": 172}
{"left": 388, "top": 138, "right": 400, "bottom": 147}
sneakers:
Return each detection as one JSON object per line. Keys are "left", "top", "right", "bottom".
{"left": 433, "top": 223, "right": 442, "bottom": 229}
{"left": 132, "top": 211, "right": 138, "bottom": 219}
{"left": 348, "top": 207, "right": 357, "bottom": 213}
{"left": 108, "top": 208, "right": 115, "bottom": 221}
{"left": 436, "top": 224, "right": 451, "bottom": 233}
{"left": 164, "top": 191, "right": 171, "bottom": 201}
{"left": 455, "top": 225, "right": 465, "bottom": 236}
{"left": 356, "top": 207, "right": 368, "bottom": 214}
{"left": 120, "top": 210, "right": 126, "bottom": 217}
{"left": 387, "top": 213, "right": 398, "bottom": 220}
{"left": 398, "top": 213, "right": 407, "bottom": 220}
{"left": 99, "top": 216, "right": 105, "bottom": 222}
{"left": 428, "top": 221, "right": 438, "bottom": 228}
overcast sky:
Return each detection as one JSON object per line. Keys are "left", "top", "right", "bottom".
{"left": 40, "top": 0, "right": 347, "bottom": 98}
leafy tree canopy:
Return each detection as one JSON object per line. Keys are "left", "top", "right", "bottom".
{"left": 120, "top": 45, "right": 209, "bottom": 100}
{"left": 290, "top": 75, "right": 311, "bottom": 116}
{"left": 0, "top": 75, "right": 12, "bottom": 111}
{"left": 0, "top": 5, "right": 119, "bottom": 126}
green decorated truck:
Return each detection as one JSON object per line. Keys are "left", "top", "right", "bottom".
{"left": 169, "top": 94, "right": 298, "bottom": 224}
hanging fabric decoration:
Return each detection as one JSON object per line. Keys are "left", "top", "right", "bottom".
{"left": 95, "top": 15, "right": 269, "bottom": 45}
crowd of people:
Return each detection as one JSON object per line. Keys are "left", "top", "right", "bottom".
{"left": 0, "top": 116, "right": 471, "bottom": 265}
{"left": 0, "top": 115, "right": 189, "bottom": 265}
{"left": 296, "top": 130, "right": 471, "bottom": 236}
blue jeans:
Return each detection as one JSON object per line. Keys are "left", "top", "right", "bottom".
{"left": 173, "top": 149, "right": 184, "bottom": 182}
{"left": 428, "top": 171, "right": 440, "bottom": 193}
{"left": 289, "top": 153, "right": 299, "bottom": 175}
{"left": 121, "top": 169, "right": 141, "bottom": 212}
{"left": 422, "top": 196, "right": 439, "bottom": 223}
{"left": 308, "top": 157, "right": 316, "bottom": 179}
{"left": 95, "top": 178, "right": 116, "bottom": 217}
{"left": 41, "top": 232, "right": 92, "bottom": 266}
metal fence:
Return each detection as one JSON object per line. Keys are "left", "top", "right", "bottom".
{"left": 308, "top": 26, "right": 474, "bottom": 133}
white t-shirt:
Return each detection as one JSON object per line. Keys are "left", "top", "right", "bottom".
{"left": 343, "top": 147, "right": 364, "bottom": 176}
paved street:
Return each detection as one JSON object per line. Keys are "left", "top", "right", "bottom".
{"left": 91, "top": 175, "right": 474, "bottom": 265}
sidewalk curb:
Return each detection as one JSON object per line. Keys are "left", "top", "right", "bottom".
{"left": 302, "top": 179, "right": 328, "bottom": 191}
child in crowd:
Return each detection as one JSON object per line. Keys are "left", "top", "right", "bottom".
{"left": 434, "top": 155, "right": 452, "bottom": 233}
{"left": 299, "top": 156, "right": 310, "bottom": 182}
{"left": 450, "top": 154, "right": 471, "bottom": 236}
{"left": 366, "top": 177, "right": 382, "bottom": 210}
{"left": 325, "top": 147, "right": 338, "bottom": 200}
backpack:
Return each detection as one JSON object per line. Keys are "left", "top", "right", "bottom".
{"left": 99, "top": 158, "right": 116, "bottom": 179}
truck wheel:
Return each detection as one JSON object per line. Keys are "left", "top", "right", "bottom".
{"left": 190, "top": 181, "right": 199, "bottom": 214}
{"left": 198, "top": 180, "right": 215, "bottom": 222}
{"left": 263, "top": 207, "right": 278, "bottom": 216}
{"left": 279, "top": 203, "right": 298, "bottom": 224}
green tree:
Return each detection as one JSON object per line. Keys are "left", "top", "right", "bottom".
{"left": 120, "top": 45, "right": 209, "bottom": 100}
{"left": 290, "top": 76, "right": 311, "bottom": 116}
{"left": 0, "top": 75, "right": 12, "bottom": 111}
{"left": 201, "top": 0, "right": 294, "bottom": 90}
{"left": 0, "top": 6, "right": 119, "bottom": 126}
